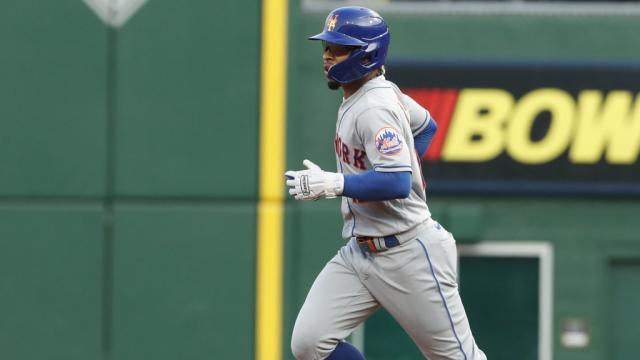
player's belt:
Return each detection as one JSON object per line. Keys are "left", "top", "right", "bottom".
{"left": 356, "top": 235, "right": 400, "bottom": 253}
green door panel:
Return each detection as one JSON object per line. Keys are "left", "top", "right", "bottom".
{"left": 608, "top": 260, "right": 640, "bottom": 360}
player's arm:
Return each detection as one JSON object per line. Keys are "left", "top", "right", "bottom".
{"left": 343, "top": 170, "right": 410, "bottom": 200}
{"left": 284, "top": 161, "right": 411, "bottom": 201}
{"left": 342, "top": 106, "right": 413, "bottom": 200}
{"left": 413, "top": 116, "right": 437, "bottom": 158}
{"left": 285, "top": 107, "right": 415, "bottom": 201}
{"left": 401, "top": 93, "right": 438, "bottom": 157}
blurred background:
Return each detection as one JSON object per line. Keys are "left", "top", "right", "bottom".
{"left": 1, "top": 0, "right": 639, "bottom": 359}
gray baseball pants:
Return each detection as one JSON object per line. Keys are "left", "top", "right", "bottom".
{"left": 291, "top": 218, "right": 487, "bottom": 360}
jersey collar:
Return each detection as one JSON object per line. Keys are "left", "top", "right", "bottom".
{"left": 341, "top": 75, "right": 388, "bottom": 108}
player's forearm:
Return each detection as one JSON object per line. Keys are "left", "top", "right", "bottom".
{"left": 414, "top": 118, "right": 437, "bottom": 157}
{"left": 343, "top": 171, "right": 411, "bottom": 200}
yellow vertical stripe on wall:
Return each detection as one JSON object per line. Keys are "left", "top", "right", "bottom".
{"left": 256, "top": 0, "right": 288, "bottom": 358}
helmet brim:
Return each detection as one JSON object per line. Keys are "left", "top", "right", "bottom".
{"left": 308, "top": 31, "right": 367, "bottom": 47}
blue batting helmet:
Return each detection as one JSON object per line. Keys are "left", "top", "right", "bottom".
{"left": 309, "top": 7, "right": 390, "bottom": 84}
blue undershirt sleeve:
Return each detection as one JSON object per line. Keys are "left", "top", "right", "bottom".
{"left": 343, "top": 171, "right": 411, "bottom": 200}
{"left": 414, "top": 118, "right": 437, "bottom": 158}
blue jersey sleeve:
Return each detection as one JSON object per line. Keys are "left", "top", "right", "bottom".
{"left": 414, "top": 117, "right": 437, "bottom": 158}
{"left": 342, "top": 171, "right": 411, "bottom": 200}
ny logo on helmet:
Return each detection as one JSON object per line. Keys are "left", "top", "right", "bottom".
{"left": 327, "top": 14, "right": 339, "bottom": 31}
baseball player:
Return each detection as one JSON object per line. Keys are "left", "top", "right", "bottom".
{"left": 285, "top": 7, "right": 487, "bottom": 360}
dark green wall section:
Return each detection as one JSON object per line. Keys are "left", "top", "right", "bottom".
{"left": 0, "top": 206, "right": 103, "bottom": 360}
{"left": 0, "top": 0, "right": 108, "bottom": 197}
{"left": 382, "top": 15, "right": 640, "bottom": 61}
{"left": 114, "top": 0, "right": 260, "bottom": 198}
{"left": 1, "top": 0, "right": 260, "bottom": 359}
{"left": 111, "top": 204, "right": 255, "bottom": 360}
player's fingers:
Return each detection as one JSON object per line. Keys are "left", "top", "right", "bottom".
{"left": 284, "top": 170, "right": 297, "bottom": 179}
{"left": 289, "top": 188, "right": 298, "bottom": 196}
{"left": 303, "top": 159, "right": 321, "bottom": 170}
{"left": 286, "top": 179, "right": 296, "bottom": 187}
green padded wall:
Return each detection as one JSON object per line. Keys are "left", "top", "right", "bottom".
{"left": 0, "top": 205, "right": 103, "bottom": 360}
{"left": 0, "top": 1, "right": 107, "bottom": 360}
{"left": 108, "top": 1, "right": 261, "bottom": 358}
{"left": 111, "top": 204, "right": 256, "bottom": 360}
{"left": 0, "top": 0, "right": 108, "bottom": 197}
{"left": 383, "top": 15, "right": 640, "bottom": 61}
{"left": 1, "top": 0, "right": 262, "bottom": 359}
{"left": 114, "top": 0, "right": 260, "bottom": 198}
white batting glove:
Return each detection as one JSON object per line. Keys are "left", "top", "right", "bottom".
{"left": 285, "top": 159, "right": 344, "bottom": 201}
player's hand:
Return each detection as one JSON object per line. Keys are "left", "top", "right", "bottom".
{"left": 285, "top": 159, "right": 344, "bottom": 201}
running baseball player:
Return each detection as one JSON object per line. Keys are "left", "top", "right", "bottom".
{"left": 285, "top": 7, "right": 487, "bottom": 360}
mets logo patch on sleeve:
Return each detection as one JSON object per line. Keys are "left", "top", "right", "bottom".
{"left": 375, "top": 127, "right": 403, "bottom": 155}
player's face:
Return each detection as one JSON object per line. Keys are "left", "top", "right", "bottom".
{"left": 321, "top": 41, "right": 353, "bottom": 76}
{"left": 321, "top": 41, "right": 354, "bottom": 90}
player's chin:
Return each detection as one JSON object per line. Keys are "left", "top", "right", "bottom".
{"left": 327, "top": 78, "right": 341, "bottom": 90}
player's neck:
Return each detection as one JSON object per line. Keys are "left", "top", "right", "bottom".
{"left": 341, "top": 79, "right": 366, "bottom": 99}
{"left": 342, "top": 72, "right": 379, "bottom": 99}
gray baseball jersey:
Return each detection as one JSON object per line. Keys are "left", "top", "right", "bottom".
{"left": 334, "top": 75, "right": 431, "bottom": 239}
{"left": 292, "top": 76, "right": 486, "bottom": 360}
